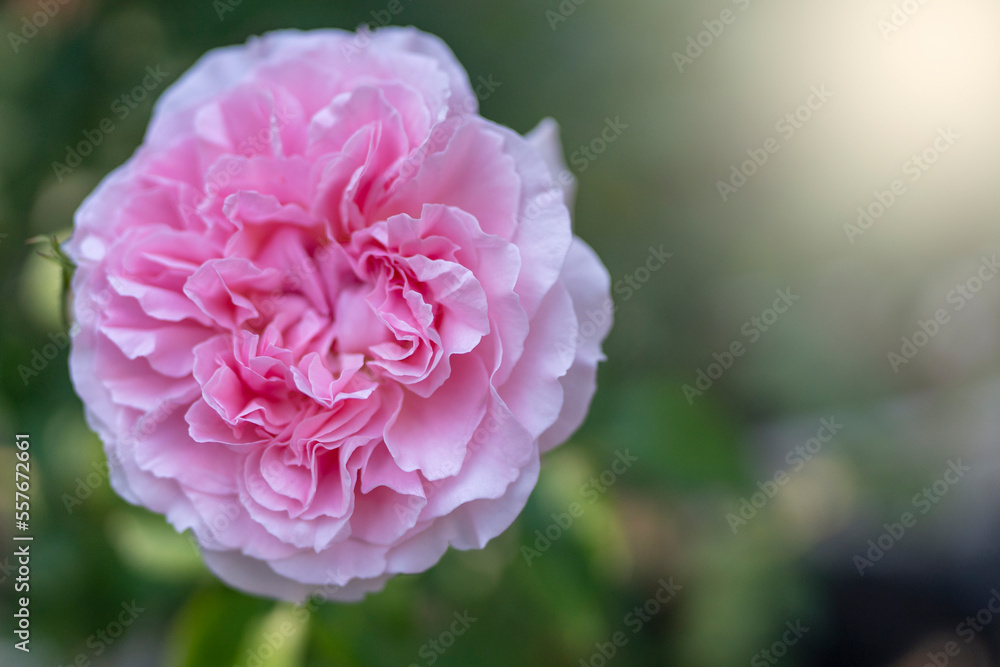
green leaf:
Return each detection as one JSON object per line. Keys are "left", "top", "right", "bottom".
{"left": 234, "top": 602, "right": 310, "bottom": 667}
{"left": 164, "top": 585, "right": 271, "bottom": 667}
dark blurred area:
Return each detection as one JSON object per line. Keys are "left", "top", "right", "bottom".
{"left": 3, "top": 0, "right": 1000, "bottom": 665}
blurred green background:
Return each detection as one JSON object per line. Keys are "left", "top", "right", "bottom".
{"left": 3, "top": 0, "right": 1000, "bottom": 665}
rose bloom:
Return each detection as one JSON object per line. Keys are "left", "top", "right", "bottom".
{"left": 67, "top": 27, "right": 611, "bottom": 601}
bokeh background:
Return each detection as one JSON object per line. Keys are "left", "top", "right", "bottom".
{"left": 3, "top": 0, "right": 1000, "bottom": 665}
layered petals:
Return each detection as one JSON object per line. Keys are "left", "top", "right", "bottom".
{"left": 67, "top": 26, "right": 611, "bottom": 602}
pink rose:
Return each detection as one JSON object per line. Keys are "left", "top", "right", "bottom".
{"left": 67, "top": 27, "right": 611, "bottom": 601}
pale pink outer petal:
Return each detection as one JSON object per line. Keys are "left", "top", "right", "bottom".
{"left": 539, "top": 239, "right": 612, "bottom": 451}
{"left": 525, "top": 117, "right": 577, "bottom": 213}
